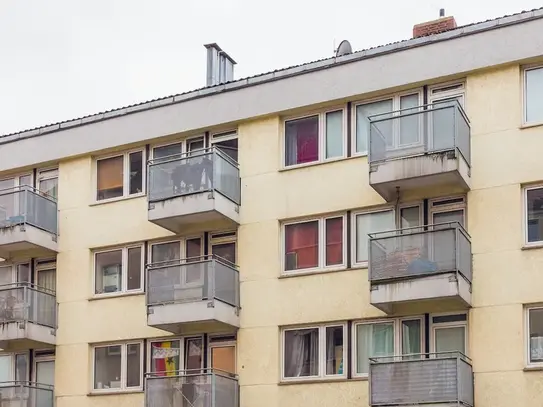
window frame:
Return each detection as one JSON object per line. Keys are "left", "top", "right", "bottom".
{"left": 281, "top": 214, "right": 347, "bottom": 275}
{"left": 429, "top": 311, "right": 469, "bottom": 356}
{"left": 94, "top": 148, "right": 146, "bottom": 203}
{"left": 523, "top": 184, "right": 543, "bottom": 246}
{"left": 281, "top": 323, "right": 348, "bottom": 382}
{"left": 150, "top": 135, "right": 206, "bottom": 159}
{"left": 282, "top": 106, "right": 348, "bottom": 169}
{"left": 92, "top": 244, "right": 144, "bottom": 297}
{"left": 525, "top": 306, "right": 543, "bottom": 367}
{"left": 351, "top": 89, "right": 423, "bottom": 157}
{"left": 523, "top": 65, "right": 543, "bottom": 126}
{"left": 351, "top": 316, "right": 424, "bottom": 378}
{"left": 146, "top": 335, "right": 205, "bottom": 374}
{"left": 91, "top": 341, "right": 144, "bottom": 393}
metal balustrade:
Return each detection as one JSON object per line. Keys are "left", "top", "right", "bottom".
{"left": 0, "top": 381, "right": 54, "bottom": 407}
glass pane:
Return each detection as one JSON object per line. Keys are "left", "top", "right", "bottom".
{"left": 0, "top": 356, "right": 11, "bottom": 382}
{"left": 186, "top": 238, "right": 202, "bottom": 259}
{"left": 154, "top": 143, "right": 182, "bottom": 160}
{"left": 19, "top": 175, "right": 31, "bottom": 187}
{"left": 285, "top": 116, "right": 319, "bottom": 166}
{"left": 356, "top": 322, "right": 394, "bottom": 374}
{"left": 433, "top": 210, "right": 464, "bottom": 227}
{"left": 212, "top": 242, "right": 236, "bottom": 264}
{"left": 526, "top": 68, "right": 543, "bottom": 123}
{"left": 214, "top": 138, "right": 238, "bottom": 162}
{"left": 325, "top": 110, "right": 343, "bottom": 159}
{"left": 0, "top": 266, "right": 12, "bottom": 286}
{"left": 402, "top": 319, "right": 422, "bottom": 358}
{"left": 97, "top": 156, "right": 123, "bottom": 200}
{"left": 126, "top": 344, "right": 141, "bottom": 387}
{"left": 185, "top": 239, "right": 203, "bottom": 284}
{"left": 325, "top": 217, "right": 343, "bottom": 266}
{"left": 399, "top": 94, "right": 420, "bottom": 145}
{"left": 129, "top": 151, "right": 143, "bottom": 195}
{"left": 36, "top": 360, "right": 55, "bottom": 386}
{"left": 283, "top": 328, "right": 319, "bottom": 377}
{"left": 325, "top": 326, "right": 344, "bottom": 375}
{"left": 95, "top": 250, "right": 122, "bottom": 294}
{"left": 529, "top": 308, "right": 543, "bottom": 363}
{"left": 39, "top": 178, "right": 58, "bottom": 200}
{"left": 151, "top": 242, "right": 181, "bottom": 263}
{"left": 356, "top": 211, "right": 395, "bottom": 263}
{"left": 211, "top": 346, "right": 236, "bottom": 374}
{"left": 17, "top": 264, "right": 30, "bottom": 283}
{"left": 527, "top": 188, "right": 543, "bottom": 243}
{"left": 185, "top": 338, "right": 203, "bottom": 370}
{"left": 94, "top": 346, "right": 122, "bottom": 390}
{"left": 188, "top": 138, "right": 205, "bottom": 153}
{"left": 127, "top": 247, "right": 142, "bottom": 291}
{"left": 151, "top": 340, "right": 181, "bottom": 373}
{"left": 15, "top": 354, "right": 27, "bottom": 382}
{"left": 435, "top": 326, "right": 465, "bottom": 355}
{"left": 401, "top": 206, "right": 420, "bottom": 229}
{"left": 285, "top": 221, "right": 319, "bottom": 271}
{"left": 356, "top": 99, "right": 393, "bottom": 153}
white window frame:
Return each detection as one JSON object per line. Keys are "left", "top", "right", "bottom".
{"left": 211, "top": 130, "right": 238, "bottom": 143}
{"left": 92, "top": 244, "right": 144, "bottom": 297}
{"left": 209, "top": 230, "right": 237, "bottom": 263}
{"left": 428, "top": 81, "right": 466, "bottom": 107}
{"left": 351, "top": 207, "right": 395, "bottom": 268}
{"left": 147, "top": 335, "right": 205, "bottom": 373}
{"left": 525, "top": 306, "right": 543, "bottom": 367}
{"left": 282, "top": 106, "right": 348, "bottom": 169}
{"left": 428, "top": 196, "right": 467, "bottom": 227}
{"left": 37, "top": 167, "right": 59, "bottom": 199}
{"left": 150, "top": 135, "right": 206, "bottom": 159}
{"left": 523, "top": 185, "right": 543, "bottom": 246}
{"left": 91, "top": 341, "right": 144, "bottom": 393}
{"left": 281, "top": 323, "right": 347, "bottom": 382}
{"left": 523, "top": 65, "right": 543, "bottom": 126}
{"left": 351, "top": 89, "right": 423, "bottom": 157}
{"left": 429, "top": 311, "right": 468, "bottom": 356}
{"left": 281, "top": 214, "right": 347, "bottom": 274}
{"left": 352, "top": 317, "right": 424, "bottom": 378}
{"left": 94, "top": 148, "right": 146, "bottom": 203}
{"left": 208, "top": 337, "right": 237, "bottom": 373}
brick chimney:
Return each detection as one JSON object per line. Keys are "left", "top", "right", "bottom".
{"left": 413, "top": 10, "right": 457, "bottom": 38}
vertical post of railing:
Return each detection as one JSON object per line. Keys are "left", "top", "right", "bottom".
{"left": 453, "top": 104, "right": 458, "bottom": 152}
{"left": 211, "top": 371, "right": 216, "bottom": 407}
{"left": 23, "top": 286, "right": 29, "bottom": 322}
{"left": 18, "top": 383, "right": 24, "bottom": 407}
{"left": 455, "top": 224, "right": 460, "bottom": 278}
{"left": 208, "top": 259, "right": 216, "bottom": 301}
{"left": 212, "top": 148, "right": 218, "bottom": 194}
{"left": 21, "top": 188, "right": 28, "bottom": 225}
{"left": 456, "top": 354, "right": 461, "bottom": 405}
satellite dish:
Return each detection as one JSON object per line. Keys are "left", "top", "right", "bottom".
{"left": 335, "top": 40, "right": 353, "bottom": 57}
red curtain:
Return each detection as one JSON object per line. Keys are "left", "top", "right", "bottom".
{"left": 285, "top": 222, "right": 319, "bottom": 270}
{"left": 326, "top": 218, "right": 343, "bottom": 266}
{"left": 296, "top": 119, "right": 319, "bottom": 164}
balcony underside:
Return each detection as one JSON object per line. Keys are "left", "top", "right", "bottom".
{"left": 369, "top": 150, "right": 470, "bottom": 201}
{"left": 370, "top": 272, "right": 471, "bottom": 314}
{"left": 0, "top": 225, "right": 58, "bottom": 259}
{"left": 0, "top": 322, "right": 56, "bottom": 350}
{"left": 148, "top": 300, "right": 240, "bottom": 335}
{"left": 148, "top": 192, "right": 240, "bottom": 234}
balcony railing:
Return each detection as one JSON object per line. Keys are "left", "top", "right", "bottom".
{"left": 0, "top": 186, "right": 58, "bottom": 237}
{"left": 0, "top": 382, "right": 54, "bottom": 407}
{"left": 0, "top": 283, "right": 56, "bottom": 329}
{"left": 368, "top": 100, "right": 470, "bottom": 166}
{"left": 369, "top": 352, "right": 474, "bottom": 406}
{"left": 147, "top": 255, "right": 240, "bottom": 309}
{"left": 145, "top": 369, "right": 239, "bottom": 407}
{"left": 148, "top": 147, "right": 241, "bottom": 206}
{"left": 369, "top": 222, "right": 472, "bottom": 284}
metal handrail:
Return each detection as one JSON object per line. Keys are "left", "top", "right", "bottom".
{"left": 0, "top": 185, "right": 57, "bottom": 203}
{"left": 0, "top": 282, "right": 56, "bottom": 296}
{"left": 145, "top": 367, "right": 238, "bottom": 380}
{"left": 147, "top": 145, "right": 239, "bottom": 168}
{"left": 368, "top": 221, "right": 470, "bottom": 240}
{"left": 146, "top": 254, "right": 238, "bottom": 271}
{"left": 0, "top": 381, "right": 54, "bottom": 390}
{"left": 368, "top": 99, "right": 470, "bottom": 125}
{"left": 369, "top": 351, "right": 472, "bottom": 364}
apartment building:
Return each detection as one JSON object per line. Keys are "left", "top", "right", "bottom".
{"left": 0, "top": 6, "right": 542, "bottom": 407}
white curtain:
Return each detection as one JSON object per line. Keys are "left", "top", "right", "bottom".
{"left": 284, "top": 329, "right": 319, "bottom": 377}
{"left": 356, "top": 99, "right": 393, "bottom": 154}
{"left": 356, "top": 323, "right": 394, "bottom": 374}
{"left": 325, "top": 111, "right": 343, "bottom": 159}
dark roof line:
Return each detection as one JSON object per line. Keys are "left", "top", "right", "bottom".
{"left": 2, "top": 7, "right": 543, "bottom": 142}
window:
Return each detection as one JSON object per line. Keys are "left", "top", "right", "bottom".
{"left": 212, "top": 131, "right": 239, "bottom": 162}
{"left": 284, "top": 108, "right": 346, "bottom": 167}
{"left": 95, "top": 149, "right": 144, "bottom": 201}
{"left": 148, "top": 337, "right": 204, "bottom": 375}
{"left": 353, "top": 209, "right": 395, "bottom": 266}
{"left": 524, "top": 66, "right": 543, "bottom": 124}
{"left": 283, "top": 215, "right": 346, "bottom": 273}
{"left": 527, "top": 307, "right": 543, "bottom": 365}
{"left": 353, "top": 91, "right": 422, "bottom": 155}
{"left": 431, "top": 313, "right": 467, "bottom": 356}
{"left": 37, "top": 168, "right": 58, "bottom": 200}
{"left": 0, "top": 353, "right": 28, "bottom": 383}
{"left": 282, "top": 324, "right": 346, "bottom": 380}
{"left": 152, "top": 136, "right": 205, "bottom": 160}
{"left": 353, "top": 318, "right": 423, "bottom": 376}
{"left": 94, "top": 245, "right": 143, "bottom": 295}
{"left": 93, "top": 342, "right": 142, "bottom": 392}
{"left": 525, "top": 186, "right": 543, "bottom": 244}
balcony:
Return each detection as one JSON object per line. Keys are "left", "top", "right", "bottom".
{"left": 145, "top": 369, "right": 239, "bottom": 407}
{"left": 146, "top": 255, "right": 240, "bottom": 334}
{"left": 148, "top": 147, "right": 240, "bottom": 234}
{"left": 0, "top": 284, "right": 56, "bottom": 349}
{"left": 0, "top": 382, "right": 54, "bottom": 407}
{"left": 0, "top": 186, "right": 58, "bottom": 259}
{"left": 370, "top": 352, "right": 474, "bottom": 407}
{"left": 369, "top": 101, "right": 471, "bottom": 201}
{"left": 369, "top": 222, "right": 471, "bottom": 314}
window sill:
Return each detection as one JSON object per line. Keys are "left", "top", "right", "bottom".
{"left": 279, "top": 377, "right": 352, "bottom": 385}
{"left": 89, "top": 291, "right": 144, "bottom": 301}
{"left": 521, "top": 243, "right": 543, "bottom": 251}
{"left": 523, "top": 365, "right": 543, "bottom": 372}
{"left": 520, "top": 121, "right": 543, "bottom": 130}
{"left": 90, "top": 192, "right": 146, "bottom": 207}
{"left": 88, "top": 390, "right": 144, "bottom": 396}
{"left": 279, "top": 155, "right": 362, "bottom": 172}
{"left": 279, "top": 267, "right": 348, "bottom": 279}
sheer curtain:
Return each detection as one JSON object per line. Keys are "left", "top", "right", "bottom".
{"left": 284, "top": 329, "right": 319, "bottom": 377}
{"left": 402, "top": 319, "right": 421, "bottom": 359}
{"left": 356, "top": 211, "right": 395, "bottom": 263}
{"left": 356, "top": 323, "right": 394, "bottom": 374}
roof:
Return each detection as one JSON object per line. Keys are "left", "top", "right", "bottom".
{"left": 1, "top": 6, "right": 543, "bottom": 143}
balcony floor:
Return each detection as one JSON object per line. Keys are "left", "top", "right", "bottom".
{"left": 0, "top": 322, "right": 56, "bottom": 350}
{"left": 0, "top": 224, "right": 58, "bottom": 258}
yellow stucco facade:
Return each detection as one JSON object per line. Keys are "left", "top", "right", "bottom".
{"left": 1, "top": 10, "right": 543, "bottom": 407}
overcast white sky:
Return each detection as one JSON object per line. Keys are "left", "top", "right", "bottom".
{"left": 0, "top": 0, "right": 541, "bottom": 135}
